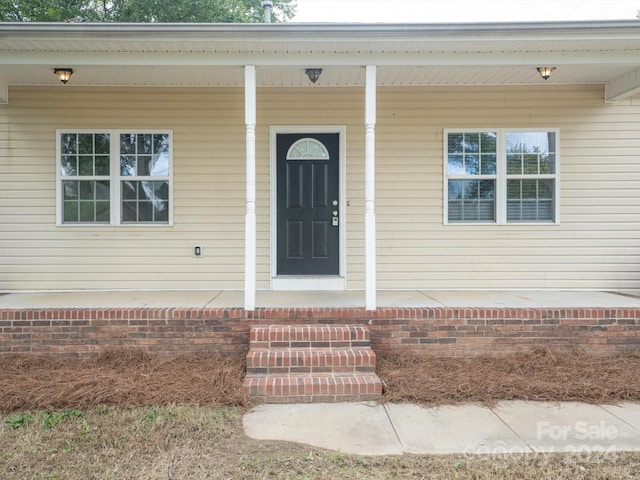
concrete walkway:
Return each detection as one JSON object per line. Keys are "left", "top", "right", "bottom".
{"left": 243, "top": 401, "right": 640, "bottom": 456}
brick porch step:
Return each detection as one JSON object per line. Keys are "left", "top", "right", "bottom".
{"left": 243, "top": 325, "right": 382, "bottom": 404}
{"left": 244, "top": 375, "right": 382, "bottom": 404}
{"left": 249, "top": 324, "right": 372, "bottom": 349}
{"left": 246, "top": 349, "right": 377, "bottom": 375}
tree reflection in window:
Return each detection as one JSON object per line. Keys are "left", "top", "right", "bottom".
{"left": 447, "top": 132, "right": 497, "bottom": 222}
{"left": 60, "top": 132, "right": 111, "bottom": 223}
{"left": 120, "top": 133, "right": 170, "bottom": 223}
{"left": 506, "top": 132, "right": 556, "bottom": 222}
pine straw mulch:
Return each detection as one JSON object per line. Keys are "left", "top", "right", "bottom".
{"left": 378, "top": 348, "right": 640, "bottom": 406}
{"left": 0, "top": 349, "right": 248, "bottom": 414}
{"left": 2, "top": 348, "right": 640, "bottom": 414}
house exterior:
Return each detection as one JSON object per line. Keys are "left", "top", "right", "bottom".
{"left": 1, "top": 20, "right": 640, "bottom": 313}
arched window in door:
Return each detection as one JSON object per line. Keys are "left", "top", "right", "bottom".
{"left": 286, "top": 138, "right": 330, "bottom": 160}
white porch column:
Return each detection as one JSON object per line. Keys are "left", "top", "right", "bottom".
{"left": 244, "top": 65, "right": 257, "bottom": 311}
{"left": 365, "top": 65, "right": 377, "bottom": 311}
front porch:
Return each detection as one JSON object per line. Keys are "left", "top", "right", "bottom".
{"left": 1, "top": 289, "right": 639, "bottom": 309}
{"left": 1, "top": 290, "right": 639, "bottom": 358}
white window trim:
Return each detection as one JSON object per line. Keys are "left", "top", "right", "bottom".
{"left": 443, "top": 128, "right": 560, "bottom": 226}
{"left": 56, "top": 129, "right": 174, "bottom": 227}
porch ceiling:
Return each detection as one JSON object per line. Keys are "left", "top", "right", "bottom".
{"left": 1, "top": 21, "right": 640, "bottom": 96}
{"left": 0, "top": 64, "right": 637, "bottom": 88}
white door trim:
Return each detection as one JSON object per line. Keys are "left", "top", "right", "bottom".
{"left": 270, "top": 126, "right": 347, "bottom": 291}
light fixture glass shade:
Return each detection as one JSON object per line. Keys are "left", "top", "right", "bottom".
{"left": 305, "top": 68, "right": 322, "bottom": 84}
{"left": 54, "top": 68, "right": 73, "bottom": 84}
{"left": 537, "top": 67, "right": 556, "bottom": 80}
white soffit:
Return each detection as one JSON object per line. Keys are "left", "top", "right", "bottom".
{"left": 0, "top": 21, "right": 639, "bottom": 96}
{"left": 0, "top": 64, "right": 635, "bottom": 89}
{"left": 605, "top": 67, "right": 640, "bottom": 103}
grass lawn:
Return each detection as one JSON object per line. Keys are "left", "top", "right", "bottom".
{"left": 2, "top": 404, "right": 640, "bottom": 480}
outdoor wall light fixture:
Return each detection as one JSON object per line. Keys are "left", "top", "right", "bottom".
{"left": 305, "top": 68, "right": 322, "bottom": 84}
{"left": 54, "top": 68, "right": 74, "bottom": 84}
{"left": 537, "top": 67, "right": 556, "bottom": 80}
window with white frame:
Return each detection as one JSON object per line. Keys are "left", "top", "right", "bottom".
{"left": 505, "top": 132, "right": 556, "bottom": 222}
{"left": 445, "top": 129, "right": 558, "bottom": 224}
{"left": 58, "top": 131, "right": 172, "bottom": 225}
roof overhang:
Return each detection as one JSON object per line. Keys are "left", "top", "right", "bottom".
{"left": 1, "top": 21, "right": 640, "bottom": 103}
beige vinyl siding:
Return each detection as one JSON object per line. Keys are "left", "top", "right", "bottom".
{"left": 375, "top": 85, "right": 640, "bottom": 290}
{"left": 0, "top": 87, "right": 247, "bottom": 290}
{"left": 0, "top": 86, "right": 367, "bottom": 291}
{"left": 1, "top": 84, "right": 640, "bottom": 292}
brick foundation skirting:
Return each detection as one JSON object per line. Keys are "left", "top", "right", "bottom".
{"left": 1, "top": 307, "right": 639, "bottom": 357}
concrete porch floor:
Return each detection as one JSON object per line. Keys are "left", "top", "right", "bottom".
{"left": 1, "top": 289, "right": 640, "bottom": 309}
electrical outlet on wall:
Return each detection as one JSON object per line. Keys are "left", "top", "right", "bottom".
{"left": 193, "top": 245, "right": 203, "bottom": 257}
